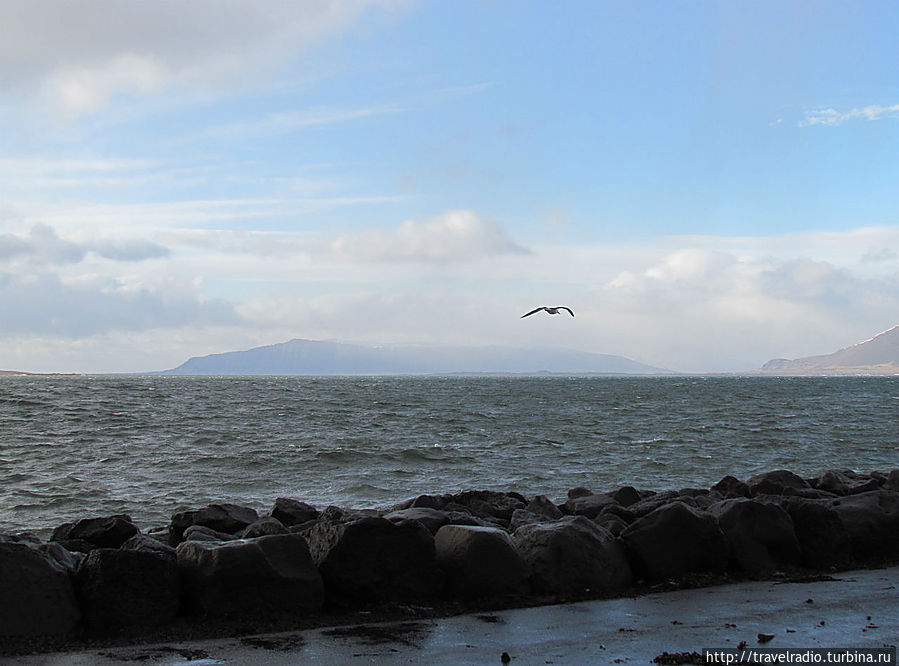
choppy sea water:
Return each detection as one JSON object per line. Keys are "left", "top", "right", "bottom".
{"left": 1, "top": 375, "right": 897, "bottom": 537}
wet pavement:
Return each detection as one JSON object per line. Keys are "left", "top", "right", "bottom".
{"left": 11, "top": 566, "right": 899, "bottom": 665}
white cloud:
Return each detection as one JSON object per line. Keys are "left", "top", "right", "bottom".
{"left": 329, "top": 210, "right": 530, "bottom": 263}
{"left": 0, "top": 224, "right": 169, "bottom": 265}
{"left": 0, "top": 0, "right": 410, "bottom": 115}
{"left": 800, "top": 103, "right": 899, "bottom": 127}
{"left": 599, "top": 243, "right": 899, "bottom": 370}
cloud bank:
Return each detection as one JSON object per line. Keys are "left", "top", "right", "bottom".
{"left": 329, "top": 210, "right": 530, "bottom": 263}
{"left": 0, "top": 225, "right": 169, "bottom": 265}
{"left": 0, "top": 0, "right": 407, "bottom": 115}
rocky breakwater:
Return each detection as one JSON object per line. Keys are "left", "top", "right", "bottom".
{"left": 3, "top": 468, "right": 899, "bottom": 647}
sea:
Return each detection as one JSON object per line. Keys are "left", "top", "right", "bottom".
{"left": 1, "top": 375, "right": 897, "bottom": 538}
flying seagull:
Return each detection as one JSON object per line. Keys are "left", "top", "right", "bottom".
{"left": 521, "top": 306, "right": 575, "bottom": 318}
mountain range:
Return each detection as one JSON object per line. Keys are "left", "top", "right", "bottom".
{"left": 758, "top": 325, "right": 899, "bottom": 375}
{"left": 159, "top": 338, "right": 670, "bottom": 376}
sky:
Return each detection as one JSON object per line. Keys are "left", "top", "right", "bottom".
{"left": 1, "top": 0, "right": 898, "bottom": 373}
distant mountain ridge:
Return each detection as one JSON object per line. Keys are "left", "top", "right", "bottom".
{"left": 759, "top": 325, "right": 899, "bottom": 375}
{"left": 160, "top": 338, "right": 671, "bottom": 376}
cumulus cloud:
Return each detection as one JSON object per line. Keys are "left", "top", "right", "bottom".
{"left": 598, "top": 245, "right": 899, "bottom": 370}
{"left": 0, "top": 225, "right": 169, "bottom": 265}
{"left": 0, "top": 225, "right": 84, "bottom": 264}
{"left": 606, "top": 248, "right": 876, "bottom": 312}
{"left": 0, "top": 271, "right": 238, "bottom": 337}
{"left": 800, "top": 103, "right": 899, "bottom": 127}
{"left": 329, "top": 210, "right": 530, "bottom": 263}
{"left": 0, "top": 0, "right": 408, "bottom": 115}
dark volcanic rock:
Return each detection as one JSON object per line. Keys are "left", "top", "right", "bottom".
{"left": 447, "top": 490, "right": 527, "bottom": 524}
{"left": 177, "top": 534, "right": 323, "bottom": 617}
{"left": 709, "top": 499, "right": 801, "bottom": 575}
{"left": 818, "top": 470, "right": 881, "bottom": 496}
{"left": 526, "top": 495, "right": 565, "bottom": 520}
{"left": 170, "top": 503, "right": 260, "bottom": 542}
{"left": 240, "top": 517, "right": 289, "bottom": 539}
{"left": 747, "top": 470, "right": 809, "bottom": 497}
{"left": 601, "top": 504, "right": 636, "bottom": 524}
{"left": 885, "top": 469, "right": 899, "bottom": 491}
{"left": 40, "top": 541, "right": 84, "bottom": 574}
{"left": 0, "top": 539, "right": 81, "bottom": 637}
{"left": 412, "top": 494, "right": 453, "bottom": 510}
{"left": 593, "top": 513, "right": 630, "bottom": 536}
{"left": 383, "top": 507, "right": 451, "bottom": 534}
{"left": 607, "top": 486, "right": 642, "bottom": 507}
{"left": 771, "top": 497, "right": 852, "bottom": 569}
{"left": 308, "top": 517, "right": 443, "bottom": 602}
{"left": 121, "top": 533, "right": 177, "bottom": 558}
{"left": 621, "top": 501, "right": 728, "bottom": 580}
{"left": 711, "top": 475, "right": 751, "bottom": 499}
{"left": 75, "top": 547, "right": 179, "bottom": 631}
{"left": 829, "top": 490, "right": 899, "bottom": 560}
{"left": 561, "top": 493, "right": 618, "bottom": 519}
{"left": 268, "top": 498, "right": 320, "bottom": 526}
{"left": 183, "top": 525, "right": 238, "bottom": 543}
{"left": 434, "top": 524, "right": 529, "bottom": 599}
{"left": 513, "top": 516, "right": 633, "bottom": 594}
{"left": 509, "top": 509, "right": 547, "bottom": 532}
{"left": 627, "top": 490, "right": 682, "bottom": 518}
{"left": 52, "top": 514, "right": 139, "bottom": 551}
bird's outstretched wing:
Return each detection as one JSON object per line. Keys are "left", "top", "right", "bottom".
{"left": 558, "top": 306, "right": 574, "bottom": 317}
{"left": 520, "top": 307, "right": 544, "bottom": 318}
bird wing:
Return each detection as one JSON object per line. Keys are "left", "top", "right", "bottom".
{"left": 558, "top": 306, "right": 574, "bottom": 316}
{"left": 520, "top": 307, "right": 544, "bottom": 318}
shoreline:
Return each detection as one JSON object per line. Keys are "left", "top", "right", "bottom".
{"left": 3, "top": 467, "right": 899, "bottom": 656}
{"left": 16, "top": 564, "right": 899, "bottom": 664}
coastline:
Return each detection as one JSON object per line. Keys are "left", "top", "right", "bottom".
{"left": 16, "top": 564, "right": 899, "bottom": 664}
{"left": 3, "top": 467, "right": 899, "bottom": 656}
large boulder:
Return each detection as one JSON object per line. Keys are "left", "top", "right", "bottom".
{"left": 121, "top": 533, "right": 177, "bottom": 558}
{"left": 746, "top": 470, "right": 809, "bottom": 497}
{"left": 383, "top": 507, "right": 455, "bottom": 534}
{"left": 169, "top": 503, "right": 259, "bottom": 542}
{"left": 526, "top": 495, "right": 565, "bottom": 519}
{"left": 509, "top": 509, "right": 548, "bottom": 532}
{"left": 607, "top": 486, "right": 642, "bottom": 507}
{"left": 561, "top": 493, "right": 618, "bottom": 519}
{"left": 0, "top": 539, "right": 81, "bottom": 637}
{"left": 51, "top": 514, "right": 139, "bottom": 552}
{"left": 709, "top": 499, "right": 801, "bottom": 575}
{"left": 268, "top": 498, "right": 319, "bottom": 526}
{"left": 75, "top": 547, "right": 179, "bottom": 631}
{"left": 621, "top": 501, "right": 728, "bottom": 580}
{"left": 885, "top": 469, "right": 899, "bottom": 491}
{"left": 710, "top": 476, "right": 751, "bottom": 499}
{"left": 307, "top": 517, "right": 443, "bottom": 602}
{"left": 446, "top": 490, "right": 527, "bottom": 524}
{"left": 773, "top": 497, "right": 852, "bottom": 569}
{"left": 177, "top": 534, "right": 323, "bottom": 617}
{"left": 818, "top": 470, "right": 881, "bottom": 496}
{"left": 183, "top": 525, "right": 239, "bottom": 543}
{"left": 593, "top": 513, "right": 630, "bottom": 536}
{"left": 434, "top": 524, "right": 529, "bottom": 599}
{"left": 239, "top": 517, "right": 289, "bottom": 539}
{"left": 513, "top": 516, "right": 633, "bottom": 594}
{"left": 627, "top": 491, "right": 682, "bottom": 518}
{"left": 829, "top": 490, "right": 899, "bottom": 561}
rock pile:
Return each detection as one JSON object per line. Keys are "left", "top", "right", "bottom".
{"left": 2, "top": 468, "right": 899, "bottom": 641}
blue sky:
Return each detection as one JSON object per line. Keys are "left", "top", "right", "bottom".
{"left": 1, "top": 0, "right": 898, "bottom": 372}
